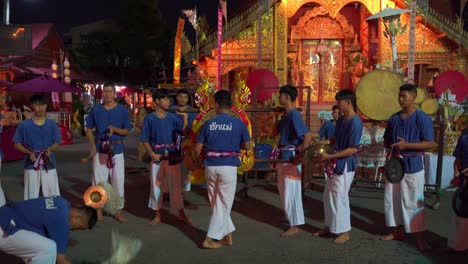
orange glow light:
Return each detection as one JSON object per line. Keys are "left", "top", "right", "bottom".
{"left": 12, "top": 27, "right": 25, "bottom": 38}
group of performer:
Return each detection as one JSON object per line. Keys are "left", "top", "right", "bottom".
{"left": 0, "top": 82, "right": 466, "bottom": 262}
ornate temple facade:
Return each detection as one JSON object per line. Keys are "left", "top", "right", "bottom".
{"left": 200, "top": 0, "right": 467, "bottom": 105}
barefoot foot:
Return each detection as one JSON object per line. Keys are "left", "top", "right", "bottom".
{"left": 333, "top": 233, "right": 350, "bottom": 244}
{"left": 219, "top": 233, "right": 233, "bottom": 246}
{"left": 113, "top": 211, "right": 128, "bottom": 223}
{"left": 281, "top": 226, "right": 299, "bottom": 237}
{"left": 202, "top": 237, "right": 222, "bottom": 249}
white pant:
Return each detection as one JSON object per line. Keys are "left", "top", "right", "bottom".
{"left": 277, "top": 163, "right": 305, "bottom": 226}
{"left": 0, "top": 228, "right": 57, "bottom": 264}
{"left": 323, "top": 164, "right": 355, "bottom": 234}
{"left": 148, "top": 160, "right": 183, "bottom": 211}
{"left": 205, "top": 166, "right": 237, "bottom": 240}
{"left": 384, "top": 170, "right": 426, "bottom": 233}
{"left": 93, "top": 153, "right": 125, "bottom": 209}
{"left": 24, "top": 169, "right": 60, "bottom": 200}
{"left": 448, "top": 202, "right": 468, "bottom": 251}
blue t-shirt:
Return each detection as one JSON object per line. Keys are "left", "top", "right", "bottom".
{"left": 453, "top": 133, "right": 468, "bottom": 171}
{"left": 86, "top": 104, "right": 132, "bottom": 154}
{"left": 197, "top": 113, "right": 250, "bottom": 166}
{"left": 277, "top": 109, "right": 309, "bottom": 160}
{"left": 13, "top": 118, "right": 62, "bottom": 169}
{"left": 334, "top": 115, "right": 363, "bottom": 174}
{"left": 0, "top": 196, "right": 70, "bottom": 254}
{"left": 318, "top": 120, "right": 336, "bottom": 140}
{"left": 170, "top": 105, "right": 197, "bottom": 133}
{"left": 140, "top": 112, "right": 183, "bottom": 155}
{"left": 384, "top": 109, "right": 434, "bottom": 174}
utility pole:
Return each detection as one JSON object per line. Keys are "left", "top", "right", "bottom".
{"left": 3, "top": 0, "right": 10, "bottom": 25}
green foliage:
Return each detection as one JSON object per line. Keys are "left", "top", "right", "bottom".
{"left": 197, "top": 16, "right": 210, "bottom": 43}
{"left": 69, "top": 0, "right": 173, "bottom": 82}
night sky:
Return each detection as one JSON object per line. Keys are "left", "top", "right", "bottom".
{"left": 5, "top": 0, "right": 248, "bottom": 34}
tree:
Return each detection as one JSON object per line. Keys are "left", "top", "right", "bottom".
{"left": 69, "top": 0, "right": 173, "bottom": 84}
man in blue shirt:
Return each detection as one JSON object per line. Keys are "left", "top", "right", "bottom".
{"left": 86, "top": 82, "right": 132, "bottom": 223}
{"left": 170, "top": 89, "right": 198, "bottom": 192}
{"left": 315, "top": 89, "right": 363, "bottom": 244}
{"left": 448, "top": 126, "right": 468, "bottom": 252}
{"left": 317, "top": 105, "right": 340, "bottom": 144}
{"left": 13, "top": 93, "right": 62, "bottom": 200}
{"left": 275, "top": 85, "right": 312, "bottom": 237}
{"left": 0, "top": 196, "right": 97, "bottom": 264}
{"left": 141, "top": 88, "right": 190, "bottom": 226}
{"left": 195, "top": 90, "right": 252, "bottom": 249}
{"left": 381, "top": 84, "right": 434, "bottom": 251}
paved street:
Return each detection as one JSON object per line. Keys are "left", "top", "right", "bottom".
{"left": 0, "top": 132, "right": 466, "bottom": 264}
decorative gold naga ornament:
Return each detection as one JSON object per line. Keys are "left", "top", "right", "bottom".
{"left": 232, "top": 74, "right": 254, "bottom": 174}
{"left": 194, "top": 78, "right": 214, "bottom": 114}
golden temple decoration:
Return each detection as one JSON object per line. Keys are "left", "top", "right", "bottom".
{"left": 286, "top": 0, "right": 380, "bottom": 19}
{"left": 274, "top": 1, "right": 288, "bottom": 85}
{"left": 290, "top": 6, "right": 355, "bottom": 42}
{"left": 396, "top": 14, "right": 451, "bottom": 53}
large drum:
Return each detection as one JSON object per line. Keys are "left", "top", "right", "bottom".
{"left": 355, "top": 70, "right": 403, "bottom": 121}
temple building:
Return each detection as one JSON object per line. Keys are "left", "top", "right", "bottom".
{"left": 199, "top": 0, "right": 467, "bottom": 130}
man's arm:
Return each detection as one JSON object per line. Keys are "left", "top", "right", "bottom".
{"left": 86, "top": 128, "right": 97, "bottom": 157}
{"left": 298, "top": 132, "right": 313, "bottom": 153}
{"left": 142, "top": 141, "right": 162, "bottom": 162}
{"left": 57, "top": 254, "right": 72, "bottom": 264}
{"left": 109, "top": 126, "right": 130, "bottom": 136}
{"left": 46, "top": 143, "right": 60, "bottom": 156}
{"left": 391, "top": 137, "right": 434, "bottom": 151}
{"left": 325, "top": 147, "right": 357, "bottom": 160}
{"left": 194, "top": 142, "right": 204, "bottom": 158}
{"left": 177, "top": 112, "right": 188, "bottom": 132}
{"left": 242, "top": 141, "right": 253, "bottom": 151}
{"left": 14, "top": 143, "right": 36, "bottom": 161}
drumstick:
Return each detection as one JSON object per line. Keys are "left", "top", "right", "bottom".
{"left": 81, "top": 154, "right": 94, "bottom": 163}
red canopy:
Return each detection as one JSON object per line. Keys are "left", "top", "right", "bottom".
{"left": 7, "top": 76, "right": 80, "bottom": 93}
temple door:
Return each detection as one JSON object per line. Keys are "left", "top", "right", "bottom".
{"left": 300, "top": 39, "right": 342, "bottom": 103}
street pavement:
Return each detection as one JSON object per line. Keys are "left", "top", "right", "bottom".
{"left": 0, "top": 131, "right": 466, "bottom": 264}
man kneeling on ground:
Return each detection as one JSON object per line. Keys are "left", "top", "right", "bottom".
{"left": 0, "top": 196, "right": 97, "bottom": 264}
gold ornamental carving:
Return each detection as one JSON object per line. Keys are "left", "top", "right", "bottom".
{"left": 291, "top": 6, "right": 355, "bottom": 41}
{"left": 275, "top": 1, "right": 288, "bottom": 85}
{"left": 396, "top": 14, "right": 450, "bottom": 53}
{"left": 286, "top": 0, "right": 381, "bottom": 18}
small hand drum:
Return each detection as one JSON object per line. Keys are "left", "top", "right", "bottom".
{"left": 384, "top": 156, "right": 404, "bottom": 183}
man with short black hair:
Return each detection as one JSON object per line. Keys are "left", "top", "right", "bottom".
{"left": 0, "top": 196, "right": 97, "bottom": 264}
{"left": 171, "top": 88, "right": 198, "bottom": 191}
{"left": 381, "top": 83, "right": 434, "bottom": 251}
{"left": 318, "top": 105, "right": 340, "bottom": 144}
{"left": 86, "top": 82, "right": 132, "bottom": 223}
{"left": 275, "top": 85, "right": 312, "bottom": 237}
{"left": 141, "top": 88, "right": 190, "bottom": 226}
{"left": 14, "top": 93, "right": 62, "bottom": 200}
{"left": 314, "top": 89, "right": 363, "bottom": 244}
{"left": 195, "top": 90, "right": 252, "bottom": 249}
